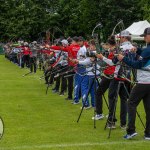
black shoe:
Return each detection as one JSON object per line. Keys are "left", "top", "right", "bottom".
{"left": 65, "top": 97, "right": 72, "bottom": 100}
{"left": 59, "top": 92, "right": 64, "bottom": 96}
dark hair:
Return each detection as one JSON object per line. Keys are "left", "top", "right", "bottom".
{"left": 107, "top": 35, "right": 116, "bottom": 45}
{"left": 89, "top": 39, "right": 96, "bottom": 46}
{"left": 67, "top": 37, "right": 73, "bottom": 44}
{"left": 72, "top": 36, "right": 79, "bottom": 42}
{"left": 125, "top": 36, "right": 131, "bottom": 41}
{"left": 78, "top": 36, "right": 84, "bottom": 41}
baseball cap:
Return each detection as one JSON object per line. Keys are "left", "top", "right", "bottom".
{"left": 20, "top": 41, "right": 24, "bottom": 44}
{"left": 24, "top": 42, "right": 28, "bottom": 46}
{"left": 61, "top": 39, "right": 69, "bottom": 45}
{"left": 140, "top": 27, "right": 150, "bottom": 37}
{"left": 32, "top": 41, "right": 37, "bottom": 44}
{"left": 120, "top": 30, "right": 131, "bottom": 37}
{"left": 78, "top": 36, "right": 85, "bottom": 41}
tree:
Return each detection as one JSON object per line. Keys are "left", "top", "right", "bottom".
{"left": 0, "top": 0, "right": 60, "bottom": 41}
{"left": 57, "top": 0, "right": 142, "bottom": 40}
{"left": 140, "top": 0, "right": 150, "bottom": 22}
{"left": 0, "top": 0, "right": 146, "bottom": 42}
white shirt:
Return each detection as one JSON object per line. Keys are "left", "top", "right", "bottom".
{"left": 78, "top": 51, "right": 100, "bottom": 76}
{"left": 77, "top": 45, "right": 87, "bottom": 60}
{"left": 120, "top": 41, "right": 134, "bottom": 52}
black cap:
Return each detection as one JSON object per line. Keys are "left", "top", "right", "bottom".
{"left": 72, "top": 36, "right": 79, "bottom": 42}
{"left": 107, "top": 35, "right": 116, "bottom": 45}
{"left": 140, "top": 27, "right": 150, "bottom": 37}
{"left": 78, "top": 36, "right": 85, "bottom": 41}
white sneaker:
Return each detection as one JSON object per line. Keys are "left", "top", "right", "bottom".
{"left": 72, "top": 101, "right": 80, "bottom": 105}
{"left": 92, "top": 114, "right": 104, "bottom": 120}
{"left": 120, "top": 125, "right": 126, "bottom": 130}
{"left": 144, "top": 136, "right": 150, "bottom": 140}
{"left": 124, "top": 132, "right": 138, "bottom": 139}
{"left": 84, "top": 106, "right": 92, "bottom": 110}
{"left": 80, "top": 106, "right": 92, "bottom": 110}
{"left": 107, "top": 122, "right": 116, "bottom": 129}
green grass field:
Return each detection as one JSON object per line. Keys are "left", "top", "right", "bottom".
{"left": 0, "top": 55, "right": 150, "bottom": 150}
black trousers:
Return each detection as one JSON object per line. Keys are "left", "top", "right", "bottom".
{"left": 61, "top": 66, "right": 68, "bottom": 93}
{"left": 67, "top": 71, "right": 74, "bottom": 99}
{"left": 55, "top": 65, "right": 68, "bottom": 92}
{"left": 108, "top": 79, "right": 130, "bottom": 126}
{"left": 127, "top": 84, "right": 150, "bottom": 136}
{"left": 22, "top": 55, "right": 30, "bottom": 68}
{"left": 60, "top": 74, "right": 67, "bottom": 93}
{"left": 55, "top": 76, "right": 60, "bottom": 91}
{"left": 30, "top": 57, "right": 37, "bottom": 73}
{"left": 96, "top": 76, "right": 113, "bottom": 115}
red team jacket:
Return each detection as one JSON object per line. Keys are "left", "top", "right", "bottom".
{"left": 22, "top": 46, "right": 31, "bottom": 55}
{"left": 50, "top": 44, "right": 80, "bottom": 67}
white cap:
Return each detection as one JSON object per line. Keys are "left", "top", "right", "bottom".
{"left": 20, "top": 41, "right": 24, "bottom": 44}
{"left": 32, "top": 41, "right": 37, "bottom": 44}
{"left": 24, "top": 42, "right": 28, "bottom": 46}
{"left": 61, "top": 39, "right": 68, "bottom": 45}
{"left": 120, "top": 30, "right": 131, "bottom": 37}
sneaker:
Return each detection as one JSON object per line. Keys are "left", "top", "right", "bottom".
{"left": 59, "top": 92, "right": 64, "bottom": 96}
{"left": 92, "top": 114, "right": 104, "bottom": 120}
{"left": 120, "top": 125, "right": 126, "bottom": 130}
{"left": 124, "top": 132, "right": 138, "bottom": 139}
{"left": 72, "top": 101, "right": 80, "bottom": 105}
{"left": 52, "top": 88, "right": 56, "bottom": 91}
{"left": 52, "top": 90, "right": 59, "bottom": 93}
{"left": 144, "top": 136, "right": 150, "bottom": 140}
{"left": 80, "top": 106, "right": 91, "bottom": 110}
{"left": 84, "top": 106, "right": 92, "bottom": 110}
{"left": 107, "top": 122, "right": 116, "bottom": 129}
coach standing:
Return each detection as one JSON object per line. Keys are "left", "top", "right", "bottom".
{"left": 117, "top": 27, "right": 150, "bottom": 140}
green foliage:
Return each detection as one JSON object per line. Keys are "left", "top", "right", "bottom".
{"left": 140, "top": 0, "right": 150, "bottom": 22}
{"left": 0, "top": 0, "right": 60, "bottom": 41}
{"left": 0, "top": 0, "right": 149, "bottom": 42}
{"left": 57, "top": 0, "right": 142, "bottom": 40}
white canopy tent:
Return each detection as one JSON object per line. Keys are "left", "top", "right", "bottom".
{"left": 125, "top": 20, "right": 150, "bottom": 41}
